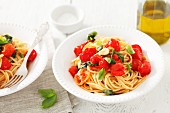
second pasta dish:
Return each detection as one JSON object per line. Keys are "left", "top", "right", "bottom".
{"left": 69, "top": 31, "right": 151, "bottom": 96}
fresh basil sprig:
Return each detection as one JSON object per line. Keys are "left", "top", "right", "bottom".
{"left": 98, "top": 68, "right": 105, "bottom": 81}
{"left": 38, "top": 89, "right": 57, "bottom": 109}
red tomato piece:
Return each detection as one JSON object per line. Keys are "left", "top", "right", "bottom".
{"left": 98, "top": 59, "right": 109, "bottom": 70}
{"left": 74, "top": 41, "right": 88, "bottom": 56}
{"left": 105, "top": 39, "right": 120, "bottom": 51}
{"left": 69, "top": 66, "right": 78, "bottom": 77}
{"left": 132, "top": 59, "right": 142, "bottom": 71}
{"left": 0, "top": 57, "right": 12, "bottom": 70}
{"left": 1, "top": 44, "right": 15, "bottom": 57}
{"left": 79, "top": 48, "right": 97, "bottom": 62}
{"left": 110, "top": 63, "right": 125, "bottom": 76}
{"left": 28, "top": 49, "right": 37, "bottom": 62}
{"left": 138, "top": 60, "right": 151, "bottom": 77}
{"left": 132, "top": 44, "right": 142, "bottom": 53}
{"left": 90, "top": 55, "right": 102, "bottom": 64}
{"left": 131, "top": 48, "right": 143, "bottom": 61}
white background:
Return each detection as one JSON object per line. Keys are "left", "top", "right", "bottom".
{"left": 0, "top": 0, "right": 170, "bottom": 113}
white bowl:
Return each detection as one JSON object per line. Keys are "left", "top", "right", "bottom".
{"left": 52, "top": 25, "right": 164, "bottom": 104}
{"left": 0, "top": 23, "right": 48, "bottom": 96}
{"left": 50, "top": 4, "right": 84, "bottom": 34}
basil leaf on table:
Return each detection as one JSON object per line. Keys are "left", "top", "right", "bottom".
{"left": 41, "top": 95, "right": 57, "bottom": 109}
{"left": 38, "top": 88, "right": 57, "bottom": 109}
{"left": 98, "top": 68, "right": 105, "bottom": 81}
{"left": 38, "top": 89, "right": 56, "bottom": 98}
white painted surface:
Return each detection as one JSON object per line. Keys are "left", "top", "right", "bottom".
{"left": 0, "top": 0, "right": 170, "bottom": 113}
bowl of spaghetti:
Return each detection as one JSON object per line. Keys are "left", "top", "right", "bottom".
{"left": 0, "top": 23, "right": 48, "bottom": 96}
{"left": 52, "top": 26, "right": 164, "bottom": 103}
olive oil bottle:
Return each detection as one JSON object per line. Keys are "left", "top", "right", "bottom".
{"left": 137, "top": 0, "right": 170, "bottom": 45}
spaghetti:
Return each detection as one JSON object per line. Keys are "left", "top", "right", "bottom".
{"left": 0, "top": 34, "right": 37, "bottom": 88}
{"left": 69, "top": 32, "right": 151, "bottom": 95}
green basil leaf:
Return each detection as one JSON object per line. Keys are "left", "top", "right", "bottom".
{"left": 0, "top": 36, "right": 8, "bottom": 45}
{"left": 97, "top": 46, "right": 103, "bottom": 52}
{"left": 4, "top": 34, "right": 13, "bottom": 43}
{"left": 41, "top": 95, "right": 57, "bottom": 109}
{"left": 104, "top": 57, "right": 111, "bottom": 63}
{"left": 111, "top": 50, "right": 115, "bottom": 56}
{"left": 87, "top": 31, "right": 97, "bottom": 41}
{"left": 127, "top": 63, "right": 132, "bottom": 74}
{"left": 110, "top": 58, "right": 116, "bottom": 64}
{"left": 98, "top": 68, "right": 105, "bottom": 81}
{"left": 126, "top": 45, "right": 135, "bottom": 54}
{"left": 19, "top": 53, "right": 24, "bottom": 58}
{"left": 38, "top": 89, "right": 56, "bottom": 98}
{"left": 115, "top": 52, "right": 124, "bottom": 63}
{"left": 102, "top": 90, "right": 115, "bottom": 95}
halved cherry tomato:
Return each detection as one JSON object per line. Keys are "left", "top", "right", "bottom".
{"left": 138, "top": 60, "right": 151, "bottom": 77}
{"left": 132, "top": 59, "right": 142, "bottom": 71}
{"left": 0, "top": 57, "right": 12, "bottom": 70}
{"left": 79, "top": 48, "right": 97, "bottom": 62}
{"left": 74, "top": 41, "right": 88, "bottom": 56}
{"left": 112, "top": 54, "right": 122, "bottom": 63}
{"left": 99, "top": 59, "right": 109, "bottom": 70}
{"left": 132, "top": 44, "right": 142, "bottom": 53}
{"left": 110, "top": 63, "right": 125, "bottom": 76}
{"left": 105, "top": 39, "right": 120, "bottom": 51}
{"left": 28, "top": 49, "right": 37, "bottom": 62}
{"left": 69, "top": 66, "right": 78, "bottom": 77}
{"left": 90, "top": 55, "right": 102, "bottom": 64}
{"left": 131, "top": 48, "right": 143, "bottom": 61}
{"left": 1, "top": 44, "right": 15, "bottom": 57}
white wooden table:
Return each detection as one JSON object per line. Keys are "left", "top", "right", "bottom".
{"left": 0, "top": 0, "right": 170, "bottom": 113}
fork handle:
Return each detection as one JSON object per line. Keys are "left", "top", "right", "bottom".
{"left": 23, "top": 22, "right": 49, "bottom": 63}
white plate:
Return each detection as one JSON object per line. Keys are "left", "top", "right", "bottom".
{"left": 52, "top": 25, "right": 164, "bottom": 104}
{"left": 0, "top": 23, "right": 48, "bottom": 96}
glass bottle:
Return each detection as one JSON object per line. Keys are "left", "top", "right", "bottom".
{"left": 137, "top": 0, "right": 170, "bottom": 45}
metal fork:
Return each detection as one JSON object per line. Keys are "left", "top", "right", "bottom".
{"left": 3, "top": 22, "right": 49, "bottom": 88}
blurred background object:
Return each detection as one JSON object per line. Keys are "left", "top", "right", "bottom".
{"left": 137, "top": 0, "right": 170, "bottom": 45}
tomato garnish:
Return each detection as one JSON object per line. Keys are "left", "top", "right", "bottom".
{"left": 0, "top": 57, "right": 12, "bottom": 70}
{"left": 28, "top": 49, "right": 37, "bottom": 62}
{"left": 1, "top": 44, "right": 15, "bottom": 57}
{"left": 69, "top": 66, "right": 78, "bottom": 77}
{"left": 79, "top": 48, "right": 97, "bottom": 62}
{"left": 138, "top": 60, "right": 151, "bottom": 77}
{"left": 98, "top": 59, "right": 109, "bottom": 70}
{"left": 74, "top": 41, "right": 88, "bottom": 56}
{"left": 132, "top": 59, "right": 142, "bottom": 71}
{"left": 132, "top": 44, "right": 142, "bottom": 53}
{"left": 105, "top": 39, "right": 120, "bottom": 51}
{"left": 131, "top": 48, "right": 143, "bottom": 61}
{"left": 110, "top": 63, "right": 125, "bottom": 76}
{"left": 90, "top": 55, "right": 102, "bottom": 64}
